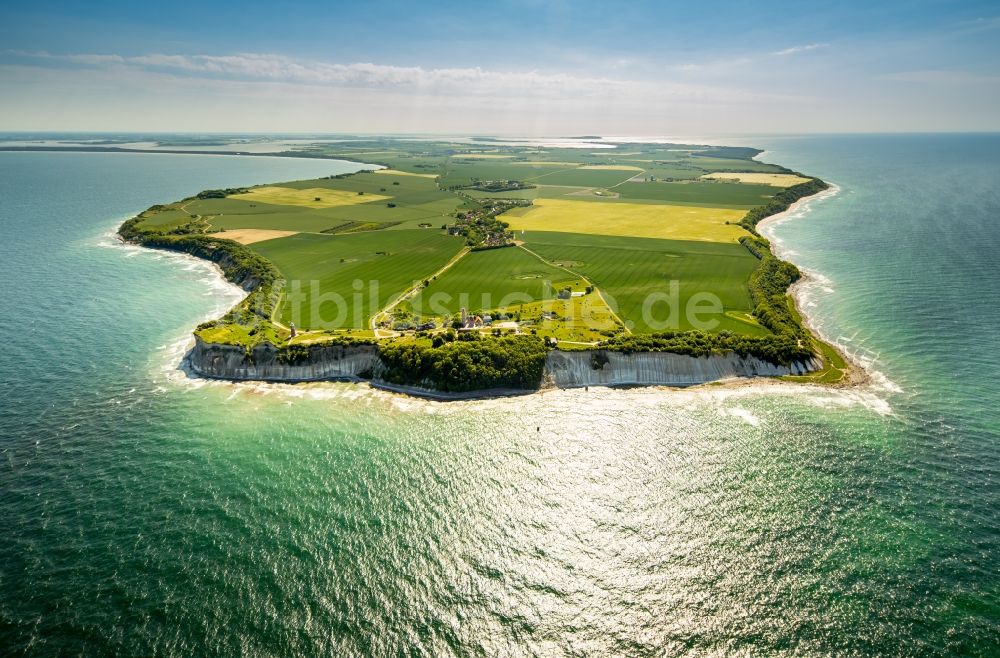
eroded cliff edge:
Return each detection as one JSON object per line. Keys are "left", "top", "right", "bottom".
{"left": 187, "top": 338, "right": 821, "bottom": 396}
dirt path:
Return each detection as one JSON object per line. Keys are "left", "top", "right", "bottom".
{"left": 370, "top": 246, "right": 472, "bottom": 332}
{"left": 516, "top": 244, "right": 631, "bottom": 334}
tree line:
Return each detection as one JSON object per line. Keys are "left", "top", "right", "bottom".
{"left": 377, "top": 334, "right": 547, "bottom": 392}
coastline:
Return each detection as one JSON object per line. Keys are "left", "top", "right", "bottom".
{"left": 106, "top": 226, "right": 250, "bottom": 385}
{"left": 141, "top": 182, "right": 865, "bottom": 398}
{"left": 101, "top": 216, "right": 896, "bottom": 414}
{"left": 755, "top": 184, "right": 872, "bottom": 388}
{"left": 0, "top": 145, "right": 348, "bottom": 160}
{"left": 116, "top": 155, "right": 864, "bottom": 399}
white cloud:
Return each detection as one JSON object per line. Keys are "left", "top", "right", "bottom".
{"left": 0, "top": 49, "right": 828, "bottom": 133}
{"left": 771, "top": 43, "right": 826, "bottom": 57}
{"left": 9, "top": 50, "right": 643, "bottom": 97}
{"left": 10, "top": 50, "right": 126, "bottom": 66}
{"left": 671, "top": 43, "right": 825, "bottom": 73}
{"left": 954, "top": 16, "right": 1000, "bottom": 33}
{"left": 3, "top": 48, "right": 815, "bottom": 109}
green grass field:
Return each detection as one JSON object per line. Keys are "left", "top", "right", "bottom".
{"left": 462, "top": 185, "right": 585, "bottom": 201}
{"left": 621, "top": 164, "right": 705, "bottom": 180}
{"left": 685, "top": 156, "right": 788, "bottom": 173}
{"left": 529, "top": 167, "right": 640, "bottom": 187}
{"left": 405, "top": 246, "right": 582, "bottom": 318}
{"left": 136, "top": 206, "right": 194, "bottom": 228}
{"left": 253, "top": 230, "right": 464, "bottom": 329}
{"left": 614, "top": 181, "right": 776, "bottom": 208}
{"left": 133, "top": 138, "right": 809, "bottom": 348}
{"left": 523, "top": 231, "right": 769, "bottom": 335}
{"left": 438, "top": 163, "right": 575, "bottom": 187}
{"left": 186, "top": 173, "right": 463, "bottom": 233}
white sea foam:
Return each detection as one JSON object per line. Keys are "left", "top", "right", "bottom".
{"left": 113, "top": 173, "right": 898, "bottom": 419}
{"left": 104, "top": 223, "right": 247, "bottom": 388}
{"left": 722, "top": 407, "right": 763, "bottom": 426}
{"left": 756, "top": 184, "right": 901, "bottom": 397}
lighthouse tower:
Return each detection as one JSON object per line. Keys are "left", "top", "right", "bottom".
{"left": 289, "top": 322, "right": 297, "bottom": 338}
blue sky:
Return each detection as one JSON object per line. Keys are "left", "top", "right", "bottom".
{"left": 1, "top": 0, "right": 998, "bottom": 133}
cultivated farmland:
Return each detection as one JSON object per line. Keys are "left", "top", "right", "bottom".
{"left": 125, "top": 136, "right": 824, "bottom": 351}
{"left": 504, "top": 198, "right": 748, "bottom": 242}
{"left": 614, "top": 181, "right": 777, "bottom": 208}
{"left": 700, "top": 172, "right": 813, "bottom": 187}
{"left": 254, "top": 230, "right": 464, "bottom": 330}
{"left": 523, "top": 232, "right": 768, "bottom": 335}
{"left": 405, "top": 245, "right": 583, "bottom": 318}
{"left": 238, "top": 186, "right": 390, "bottom": 208}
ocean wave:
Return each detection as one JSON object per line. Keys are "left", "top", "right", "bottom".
{"left": 100, "top": 224, "right": 248, "bottom": 388}
{"left": 757, "top": 184, "right": 902, "bottom": 397}
{"left": 124, "top": 180, "right": 897, "bottom": 418}
{"left": 155, "top": 369, "right": 896, "bottom": 421}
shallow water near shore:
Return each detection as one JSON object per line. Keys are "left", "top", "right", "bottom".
{"left": 2, "top": 139, "right": 998, "bottom": 656}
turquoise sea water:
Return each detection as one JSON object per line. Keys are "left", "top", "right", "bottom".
{"left": 1, "top": 139, "right": 997, "bottom": 656}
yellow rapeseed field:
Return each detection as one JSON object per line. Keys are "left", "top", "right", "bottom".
{"left": 374, "top": 169, "right": 437, "bottom": 178}
{"left": 503, "top": 198, "right": 748, "bottom": 242}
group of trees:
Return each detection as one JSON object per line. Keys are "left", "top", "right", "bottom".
{"left": 595, "top": 177, "right": 830, "bottom": 368}
{"left": 734, "top": 177, "right": 829, "bottom": 346}
{"left": 740, "top": 234, "right": 807, "bottom": 340}
{"left": 195, "top": 187, "right": 247, "bottom": 200}
{"left": 598, "top": 330, "right": 813, "bottom": 366}
{"left": 377, "top": 334, "right": 547, "bottom": 392}
{"left": 739, "top": 178, "right": 829, "bottom": 233}
{"left": 448, "top": 198, "right": 528, "bottom": 248}
{"left": 459, "top": 180, "right": 535, "bottom": 193}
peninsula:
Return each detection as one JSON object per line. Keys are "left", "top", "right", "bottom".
{"left": 118, "top": 137, "right": 848, "bottom": 395}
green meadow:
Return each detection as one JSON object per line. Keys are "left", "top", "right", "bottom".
{"left": 128, "top": 136, "right": 823, "bottom": 349}
{"left": 253, "top": 230, "right": 464, "bottom": 329}
{"left": 615, "top": 180, "right": 777, "bottom": 208}
{"left": 189, "top": 171, "right": 465, "bottom": 233}
{"left": 523, "top": 232, "right": 769, "bottom": 335}
{"left": 405, "top": 246, "right": 583, "bottom": 318}
{"left": 438, "top": 163, "right": 574, "bottom": 187}
{"left": 527, "top": 167, "right": 639, "bottom": 187}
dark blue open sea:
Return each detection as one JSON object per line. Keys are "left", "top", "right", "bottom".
{"left": 1, "top": 137, "right": 998, "bottom": 656}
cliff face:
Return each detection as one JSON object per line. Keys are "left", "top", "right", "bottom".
{"left": 544, "top": 350, "right": 821, "bottom": 388}
{"left": 188, "top": 339, "right": 820, "bottom": 392}
{"left": 188, "top": 337, "right": 379, "bottom": 382}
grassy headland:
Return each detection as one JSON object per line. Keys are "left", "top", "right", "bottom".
{"left": 119, "top": 137, "right": 842, "bottom": 389}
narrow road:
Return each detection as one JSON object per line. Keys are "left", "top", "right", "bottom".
{"left": 370, "top": 246, "right": 472, "bottom": 332}
{"left": 516, "top": 244, "right": 631, "bottom": 334}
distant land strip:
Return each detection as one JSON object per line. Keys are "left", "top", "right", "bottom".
{"left": 0, "top": 145, "right": 337, "bottom": 159}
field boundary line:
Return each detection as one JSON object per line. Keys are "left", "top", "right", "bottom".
{"left": 371, "top": 246, "right": 472, "bottom": 332}
{"left": 516, "top": 244, "right": 631, "bottom": 334}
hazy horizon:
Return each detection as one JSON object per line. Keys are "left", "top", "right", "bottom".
{"left": 2, "top": 0, "right": 999, "bottom": 134}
